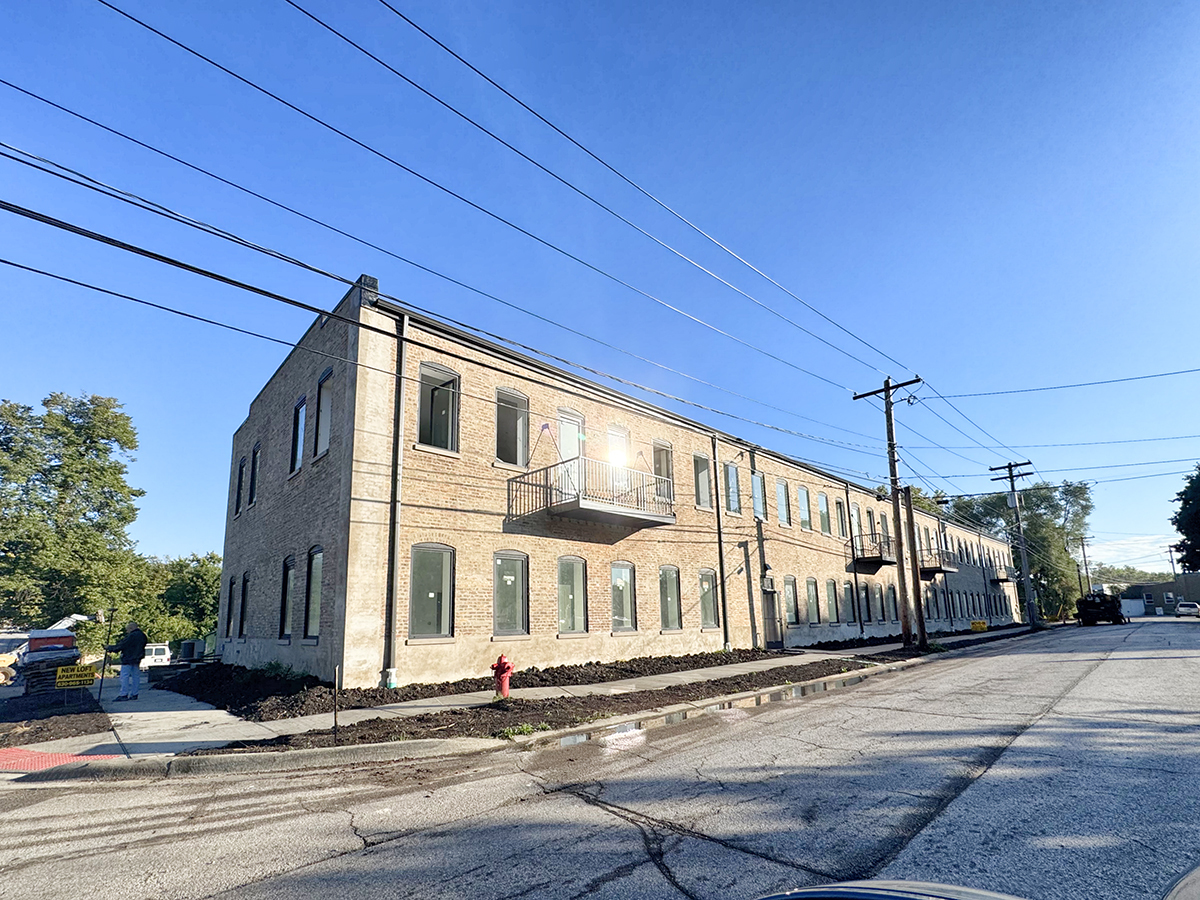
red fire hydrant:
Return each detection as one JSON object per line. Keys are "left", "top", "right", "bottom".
{"left": 491, "top": 654, "right": 515, "bottom": 698}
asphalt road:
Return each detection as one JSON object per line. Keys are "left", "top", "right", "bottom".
{"left": 1, "top": 619, "right": 1197, "bottom": 900}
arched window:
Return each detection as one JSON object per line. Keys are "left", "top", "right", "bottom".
{"left": 842, "top": 581, "right": 857, "bottom": 623}
{"left": 279, "top": 556, "right": 295, "bottom": 639}
{"left": 886, "top": 585, "right": 898, "bottom": 621}
{"left": 411, "top": 543, "right": 453, "bottom": 638}
{"left": 835, "top": 500, "right": 848, "bottom": 538}
{"left": 873, "top": 584, "right": 884, "bottom": 622}
{"left": 783, "top": 576, "right": 799, "bottom": 625}
{"left": 612, "top": 562, "right": 636, "bottom": 631}
{"left": 806, "top": 577, "right": 820, "bottom": 624}
{"left": 248, "top": 443, "right": 261, "bottom": 505}
{"left": 558, "top": 556, "right": 586, "bottom": 634}
{"left": 304, "top": 547, "right": 323, "bottom": 638}
{"left": 659, "top": 565, "right": 682, "bottom": 630}
{"left": 818, "top": 493, "right": 831, "bottom": 534}
{"left": 234, "top": 457, "right": 246, "bottom": 515}
{"left": 826, "top": 579, "right": 840, "bottom": 623}
{"left": 494, "top": 550, "right": 529, "bottom": 636}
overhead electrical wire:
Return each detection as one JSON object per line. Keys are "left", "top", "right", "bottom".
{"left": 92, "top": 0, "right": 855, "bottom": 394}
{"left": 281, "top": 0, "right": 888, "bottom": 377}
{"left": 0, "top": 143, "right": 883, "bottom": 456}
{"left": 936, "top": 367, "right": 1200, "bottom": 398}
{"left": 904, "top": 433, "right": 1200, "bottom": 450}
{"left": 0, "top": 126, "right": 881, "bottom": 448}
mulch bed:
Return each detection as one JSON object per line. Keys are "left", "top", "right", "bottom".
{"left": 0, "top": 693, "right": 111, "bottom": 748}
{"left": 185, "top": 657, "right": 873, "bottom": 754}
{"left": 158, "top": 648, "right": 789, "bottom": 722}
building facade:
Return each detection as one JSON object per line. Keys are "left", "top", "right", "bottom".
{"left": 219, "top": 277, "right": 1020, "bottom": 688}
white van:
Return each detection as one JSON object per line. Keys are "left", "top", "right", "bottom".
{"left": 140, "top": 644, "right": 172, "bottom": 668}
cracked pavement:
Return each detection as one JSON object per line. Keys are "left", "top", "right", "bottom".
{"left": 1, "top": 620, "right": 1198, "bottom": 900}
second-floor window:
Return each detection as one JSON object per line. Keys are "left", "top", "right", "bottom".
{"left": 751, "top": 472, "right": 767, "bottom": 520}
{"left": 776, "top": 481, "right": 791, "bottom": 526}
{"left": 290, "top": 398, "right": 306, "bottom": 473}
{"left": 724, "top": 463, "right": 741, "bottom": 514}
{"left": 495, "top": 389, "right": 529, "bottom": 466}
{"left": 418, "top": 363, "right": 460, "bottom": 452}
{"left": 653, "top": 442, "right": 673, "bottom": 500}
{"left": 248, "top": 444, "right": 260, "bottom": 505}
{"left": 235, "top": 457, "right": 246, "bottom": 514}
{"left": 693, "top": 455, "right": 712, "bottom": 508}
{"left": 818, "top": 493, "right": 831, "bottom": 534}
{"left": 797, "top": 487, "right": 811, "bottom": 529}
{"left": 314, "top": 369, "right": 333, "bottom": 457}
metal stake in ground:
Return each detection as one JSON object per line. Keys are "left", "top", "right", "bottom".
{"left": 333, "top": 665, "right": 340, "bottom": 746}
{"left": 96, "top": 606, "right": 117, "bottom": 700}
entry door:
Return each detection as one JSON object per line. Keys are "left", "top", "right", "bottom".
{"left": 557, "top": 410, "right": 584, "bottom": 497}
{"left": 762, "top": 590, "right": 783, "bottom": 648}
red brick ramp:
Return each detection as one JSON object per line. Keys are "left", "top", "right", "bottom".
{"left": 0, "top": 747, "right": 123, "bottom": 773}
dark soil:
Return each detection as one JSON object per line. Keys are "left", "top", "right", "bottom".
{"left": 158, "top": 648, "right": 791, "bottom": 722}
{"left": 0, "top": 692, "right": 110, "bottom": 748}
{"left": 185, "top": 657, "right": 873, "bottom": 754}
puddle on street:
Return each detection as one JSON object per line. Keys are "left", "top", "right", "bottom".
{"left": 558, "top": 672, "right": 871, "bottom": 748}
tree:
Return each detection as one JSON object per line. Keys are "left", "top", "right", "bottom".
{"left": 951, "top": 481, "right": 1093, "bottom": 618}
{"left": 1171, "top": 465, "right": 1200, "bottom": 572}
{"left": 1090, "top": 563, "right": 1172, "bottom": 588}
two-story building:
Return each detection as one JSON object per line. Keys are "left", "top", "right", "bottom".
{"left": 219, "top": 276, "right": 1020, "bottom": 687}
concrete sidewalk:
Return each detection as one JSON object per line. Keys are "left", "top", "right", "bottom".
{"left": 3, "top": 626, "right": 1034, "bottom": 771}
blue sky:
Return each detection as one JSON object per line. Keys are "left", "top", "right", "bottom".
{"left": 1, "top": 0, "right": 1197, "bottom": 574}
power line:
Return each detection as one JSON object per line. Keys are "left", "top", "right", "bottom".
{"left": 936, "top": 367, "right": 1200, "bottom": 398}
{"left": 282, "top": 0, "right": 888, "bottom": 377}
{"left": 0, "top": 89, "right": 883, "bottom": 446}
{"left": 904, "top": 433, "right": 1200, "bottom": 450}
{"left": 93, "top": 0, "right": 854, "bottom": 394}
{"left": 376, "top": 0, "right": 915, "bottom": 378}
{"left": 933, "top": 457, "right": 1199, "bottom": 479}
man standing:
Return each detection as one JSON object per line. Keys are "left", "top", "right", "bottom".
{"left": 106, "top": 621, "right": 148, "bottom": 701}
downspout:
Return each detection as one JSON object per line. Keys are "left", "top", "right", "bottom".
{"left": 711, "top": 434, "right": 731, "bottom": 650}
{"left": 382, "top": 312, "right": 409, "bottom": 688}
{"left": 845, "top": 483, "right": 864, "bottom": 635}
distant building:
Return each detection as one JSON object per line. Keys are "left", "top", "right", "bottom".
{"left": 1122, "top": 573, "right": 1198, "bottom": 615}
{"left": 219, "top": 276, "right": 1020, "bottom": 688}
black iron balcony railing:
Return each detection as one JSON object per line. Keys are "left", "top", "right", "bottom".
{"left": 848, "top": 533, "right": 897, "bottom": 565}
{"left": 919, "top": 548, "right": 959, "bottom": 575}
{"left": 508, "top": 456, "right": 675, "bottom": 527}
{"left": 988, "top": 565, "right": 1015, "bottom": 583}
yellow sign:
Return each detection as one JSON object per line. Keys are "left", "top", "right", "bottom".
{"left": 970, "top": 620, "right": 988, "bottom": 632}
{"left": 55, "top": 664, "right": 97, "bottom": 689}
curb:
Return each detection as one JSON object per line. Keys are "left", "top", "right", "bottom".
{"left": 15, "top": 626, "right": 1043, "bottom": 783}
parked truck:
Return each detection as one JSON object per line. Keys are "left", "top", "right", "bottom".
{"left": 1078, "top": 592, "right": 1127, "bottom": 626}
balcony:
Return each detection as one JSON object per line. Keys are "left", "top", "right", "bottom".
{"left": 847, "top": 533, "right": 897, "bottom": 570}
{"left": 919, "top": 549, "right": 959, "bottom": 577}
{"left": 989, "top": 565, "right": 1015, "bottom": 583}
{"left": 507, "top": 456, "right": 675, "bottom": 528}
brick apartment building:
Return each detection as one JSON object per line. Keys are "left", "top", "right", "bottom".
{"left": 219, "top": 276, "right": 1020, "bottom": 688}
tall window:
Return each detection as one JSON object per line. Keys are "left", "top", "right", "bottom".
{"left": 225, "top": 577, "right": 236, "bottom": 638}
{"left": 496, "top": 389, "right": 529, "bottom": 466}
{"left": 825, "top": 579, "right": 840, "bottom": 623}
{"left": 776, "top": 481, "right": 791, "bottom": 526}
{"left": 653, "top": 442, "right": 673, "bottom": 500}
{"left": 724, "top": 463, "right": 741, "bottom": 514}
{"left": 859, "top": 584, "right": 869, "bottom": 624}
{"left": 797, "top": 487, "right": 812, "bottom": 530}
{"left": 418, "top": 363, "right": 460, "bottom": 451}
{"left": 886, "top": 585, "right": 898, "bottom": 621}
{"left": 304, "top": 548, "right": 323, "bottom": 638}
{"left": 314, "top": 368, "right": 333, "bottom": 457}
{"left": 835, "top": 500, "right": 848, "bottom": 538}
{"left": 784, "top": 576, "right": 799, "bottom": 625}
{"left": 410, "top": 544, "right": 453, "bottom": 637}
{"left": 806, "top": 578, "right": 820, "bottom": 624}
{"left": 611, "top": 562, "right": 636, "bottom": 631}
{"left": 290, "top": 398, "right": 306, "bottom": 473}
{"left": 818, "top": 493, "right": 831, "bottom": 534}
{"left": 880, "top": 513, "right": 890, "bottom": 542}
{"left": 248, "top": 444, "right": 261, "bottom": 505}
{"left": 234, "top": 457, "right": 246, "bottom": 514}
{"left": 238, "top": 573, "right": 249, "bottom": 638}
{"left": 850, "top": 503, "right": 862, "bottom": 538}
{"left": 659, "top": 566, "right": 682, "bottom": 630}
{"left": 751, "top": 471, "right": 767, "bottom": 520}
{"left": 873, "top": 584, "right": 885, "bottom": 622}
{"left": 279, "top": 558, "right": 295, "bottom": 638}
{"left": 493, "top": 551, "right": 529, "bottom": 636}
{"left": 693, "top": 454, "right": 712, "bottom": 508}
{"left": 699, "top": 569, "right": 719, "bottom": 628}
{"left": 558, "top": 556, "right": 586, "bottom": 634}
{"left": 842, "top": 581, "right": 857, "bottom": 623}
{"left": 867, "top": 509, "right": 876, "bottom": 537}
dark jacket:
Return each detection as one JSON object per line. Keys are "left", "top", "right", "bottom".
{"left": 108, "top": 628, "right": 148, "bottom": 666}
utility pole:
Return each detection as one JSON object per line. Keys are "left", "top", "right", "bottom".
{"left": 990, "top": 461, "right": 1037, "bottom": 627}
{"left": 855, "top": 375, "right": 922, "bottom": 645}
{"left": 903, "top": 486, "right": 929, "bottom": 650}
{"left": 1079, "top": 537, "right": 1092, "bottom": 591}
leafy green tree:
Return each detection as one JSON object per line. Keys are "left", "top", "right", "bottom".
{"left": 951, "top": 481, "right": 1093, "bottom": 618}
{"left": 1171, "top": 465, "right": 1200, "bottom": 572}
{"left": 1091, "top": 563, "right": 1172, "bottom": 587}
